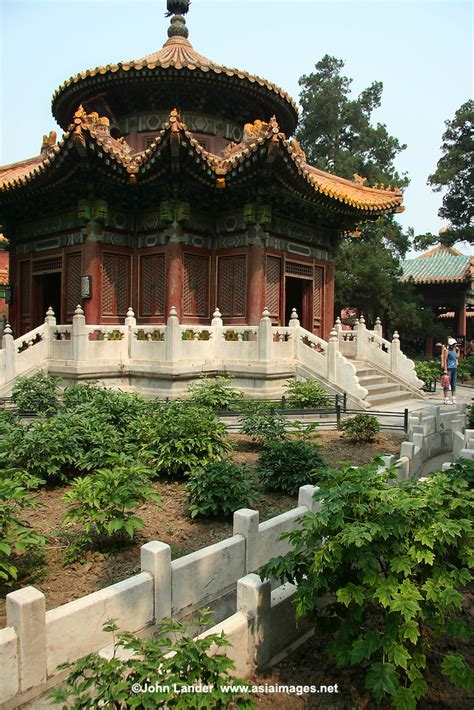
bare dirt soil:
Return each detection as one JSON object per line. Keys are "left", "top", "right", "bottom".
{"left": 0, "top": 430, "right": 404, "bottom": 624}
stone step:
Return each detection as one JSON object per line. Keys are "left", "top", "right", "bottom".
{"left": 362, "top": 382, "right": 402, "bottom": 395}
{"left": 366, "top": 390, "right": 413, "bottom": 407}
{"left": 358, "top": 375, "right": 390, "bottom": 386}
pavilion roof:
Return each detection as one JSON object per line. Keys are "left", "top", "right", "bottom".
{"left": 0, "top": 109, "right": 404, "bottom": 218}
{"left": 401, "top": 245, "right": 472, "bottom": 284}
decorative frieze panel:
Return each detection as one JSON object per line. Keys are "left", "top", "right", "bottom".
{"left": 265, "top": 236, "right": 329, "bottom": 262}
{"left": 139, "top": 254, "right": 165, "bottom": 317}
{"left": 184, "top": 254, "right": 210, "bottom": 318}
{"left": 217, "top": 255, "right": 247, "bottom": 318}
{"left": 216, "top": 212, "right": 246, "bottom": 234}
{"left": 272, "top": 215, "right": 331, "bottom": 248}
{"left": 119, "top": 111, "right": 243, "bottom": 142}
{"left": 102, "top": 253, "right": 131, "bottom": 318}
{"left": 266, "top": 257, "right": 281, "bottom": 321}
{"left": 15, "top": 232, "right": 84, "bottom": 255}
{"left": 100, "top": 232, "right": 134, "bottom": 248}
{"left": 16, "top": 212, "right": 82, "bottom": 240}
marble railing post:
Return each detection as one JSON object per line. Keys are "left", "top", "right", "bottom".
{"left": 124, "top": 307, "right": 136, "bottom": 359}
{"left": 334, "top": 316, "right": 342, "bottom": 334}
{"left": 374, "top": 316, "right": 383, "bottom": 338}
{"left": 258, "top": 308, "right": 273, "bottom": 362}
{"left": 165, "top": 306, "right": 180, "bottom": 362}
{"left": 288, "top": 308, "right": 300, "bottom": 359}
{"left": 44, "top": 307, "right": 56, "bottom": 359}
{"left": 356, "top": 315, "right": 367, "bottom": 360}
{"left": 72, "top": 305, "right": 87, "bottom": 361}
{"left": 391, "top": 331, "right": 400, "bottom": 373}
{"left": 2, "top": 324, "right": 15, "bottom": 383}
{"left": 326, "top": 327, "right": 338, "bottom": 382}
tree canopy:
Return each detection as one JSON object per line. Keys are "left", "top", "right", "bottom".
{"left": 426, "top": 100, "right": 474, "bottom": 246}
{"left": 297, "top": 55, "right": 439, "bottom": 342}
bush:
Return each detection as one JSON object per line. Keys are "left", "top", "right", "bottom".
{"left": 414, "top": 359, "right": 441, "bottom": 385}
{"left": 239, "top": 401, "right": 287, "bottom": 445}
{"left": 13, "top": 407, "right": 122, "bottom": 483}
{"left": 139, "top": 402, "right": 232, "bottom": 478}
{"left": 187, "top": 376, "right": 243, "bottom": 410}
{"left": 457, "top": 358, "right": 471, "bottom": 380}
{"left": 63, "top": 456, "right": 159, "bottom": 559}
{"left": 186, "top": 460, "right": 258, "bottom": 518}
{"left": 265, "top": 461, "right": 474, "bottom": 709}
{"left": 0, "top": 478, "right": 46, "bottom": 582}
{"left": 284, "top": 379, "right": 330, "bottom": 408}
{"left": 50, "top": 613, "right": 254, "bottom": 708}
{"left": 0, "top": 411, "right": 25, "bottom": 470}
{"left": 11, "top": 371, "right": 60, "bottom": 414}
{"left": 340, "top": 413, "right": 380, "bottom": 443}
{"left": 62, "top": 384, "right": 148, "bottom": 433}
{"left": 257, "top": 438, "right": 327, "bottom": 496}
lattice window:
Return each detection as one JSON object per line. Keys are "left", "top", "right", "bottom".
{"left": 102, "top": 253, "right": 131, "bottom": 317}
{"left": 20, "top": 260, "right": 31, "bottom": 332}
{"left": 32, "top": 256, "right": 62, "bottom": 274}
{"left": 183, "top": 254, "right": 210, "bottom": 317}
{"left": 266, "top": 257, "right": 281, "bottom": 320}
{"left": 285, "top": 261, "right": 313, "bottom": 279}
{"left": 314, "top": 266, "right": 324, "bottom": 320}
{"left": 217, "top": 255, "right": 247, "bottom": 318}
{"left": 66, "top": 253, "right": 82, "bottom": 320}
{"left": 139, "top": 254, "right": 165, "bottom": 317}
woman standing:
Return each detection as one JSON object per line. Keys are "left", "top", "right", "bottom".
{"left": 441, "top": 337, "right": 460, "bottom": 404}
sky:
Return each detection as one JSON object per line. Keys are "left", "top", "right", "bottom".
{"left": 0, "top": 0, "right": 472, "bottom": 254}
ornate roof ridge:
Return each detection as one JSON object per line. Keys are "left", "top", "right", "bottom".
{"left": 416, "top": 244, "right": 464, "bottom": 258}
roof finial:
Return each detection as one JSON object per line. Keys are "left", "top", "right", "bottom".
{"left": 166, "top": 1, "right": 190, "bottom": 39}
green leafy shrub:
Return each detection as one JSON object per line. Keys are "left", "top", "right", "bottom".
{"left": 11, "top": 371, "right": 60, "bottom": 414}
{"left": 257, "top": 438, "right": 327, "bottom": 495}
{"left": 0, "top": 478, "right": 46, "bottom": 582}
{"left": 414, "top": 359, "right": 441, "bottom": 385}
{"left": 187, "top": 376, "right": 243, "bottom": 410}
{"left": 265, "top": 461, "right": 474, "bottom": 709}
{"left": 50, "top": 613, "right": 254, "bottom": 708}
{"left": 457, "top": 358, "right": 471, "bottom": 380}
{"left": 0, "top": 411, "right": 25, "bottom": 470}
{"left": 13, "top": 408, "right": 122, "bottom": 483}
{"left": 62, "top": 384, "right": 148, "bottom": 433}
{"left": 186, "top": 460, "right": 258, "bottom": 518}
{"left": 239, "top": 401, "right": 287, "bottom": 445}
{"left": 140, "top": 402, "right": 232, "bottom": 478}
{"left": 340, "top": 413, "right": 380, "bottom": 443}
{"left": 284, "top": 379, "right": 330, "bottom": 408}
{"left": 63, "top": 456, "right": 159, "bottom": 559}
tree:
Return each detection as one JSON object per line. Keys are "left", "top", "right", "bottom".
{"left": 427, "top": 100, "right": 474, "bottom": 245}
{"left": 297, "top": 56, "right": 436, "bottom": 340}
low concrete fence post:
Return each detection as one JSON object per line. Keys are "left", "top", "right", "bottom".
{"left": 298, "top": 485, "right": 321, "bottom": 514}
{"left": 124, "top": 307, "right": 136, "bottom": 360}
{"left": 6, "top": 586, "right": 47, "bottom": 692}
{"left": 258, "top": 308, "right": 273, "bottom": 363}
{"left": 165, "top": 306, "right": 180, "bottom": 362}
{"left": 44, "top": 307, "right": 57, "bottom": 359}
{"left": 326, "top": 328, "right": 338, "bottom": 383}
{"left": 141, "top": 541, "right": 172, "bottom": 623}
{"left": 2, "top": 323, "right": 15, "bottom": 383}
{"left": 237, "top": 574, "right": 271, "bottom": 670}
{"left": 72, "top": 305, "right": 87, "bottom": 361}
{"left": 356, "top": 315, "right": 367, "bottom": 360}
{"left": 391, "top": 331, "right": 400, "bottom": 374}
{"left": 374, "top": 316, "right": 383, "bottom": 337}
{"left": 233, "top": 509, "right": 259, "bottom": 573}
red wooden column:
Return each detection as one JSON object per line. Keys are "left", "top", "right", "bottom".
{"left": 425, "top": 336, "right": 434, "bottom": 358}
{"left": 458, "top": 299, "right": 467, "bottom": 338}
{"left": 82, "top": 234, "right": 101, "bottom": 324}
{"left": 165, "top": 239, "right": 184, "bottom": 321}
{"left": 323, "top": 262, "right": 335, "bottom": 341}
{"left": 247, "top": 239, "right": 266, "bottom": 325}
{"left": 8, "top": 251, "right": 17, "bottom": 333}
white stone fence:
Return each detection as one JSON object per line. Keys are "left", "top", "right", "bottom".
{"left": 0, "top": 486, "right": 320, "bottom": 708}
{"left": 380, "top": 404, "right": 469, "bottom": 478}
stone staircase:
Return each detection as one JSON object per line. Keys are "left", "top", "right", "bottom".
{"left": 350, "top": 360, "right": 418, "bottom": 408}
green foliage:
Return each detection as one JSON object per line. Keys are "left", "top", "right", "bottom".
{"left": 0, "top": 478, "right": 46, "bottom": 582}
{"left": 239, "top": 401, "right": 287, "bottom": 445}
{"left": 11, "top": 371, "right": 60, "bottom": 414}
{"left": 137, "top": 402, "right": 232, "bottom": 478}
{"left": 62, "top": 384, "right": 148, "bottom": 433}
{"left": 187, "top": 376, "right": 243, "bottom": 410}
{"left": 257, "top": 437, "right": 327, "bottom": 496}
{"left": 63, "top": 456, "right": 159, "bottom": 559}
{"left": 12, "top": 408, "right": 122, "bottom": 483}
{"left": 186, "top": 459, "right": 258, "bottom": 518}
{"left": 414, "top": 359, "right": 441, "bottom": 384}
{"left": 457, "top": 358, "right": 471, "bottom": 380}
{"left": 341, "top": 414, "right": 380, "bottom": 443}
{"left": 50, "top": 613, "right": 254, "bottom": 708}
{"left": 427, "top": 100, "right": 474, "bottom": 244}
{"left": 284, "top": 379, "right": 331, "bottom": 408}
{"left": 264, "top": 461, "right": 474, "bottom": 709}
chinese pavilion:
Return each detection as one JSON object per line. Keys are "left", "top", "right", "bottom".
{"left": 0, "top": 0, "right": 403, "bottom": 339}
{"left": 401, "top": 244, "right": 473, "bottom": 356}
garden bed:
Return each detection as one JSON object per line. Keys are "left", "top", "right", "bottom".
{"left": 0, "top": 430, "right": 403, "bottom": 624}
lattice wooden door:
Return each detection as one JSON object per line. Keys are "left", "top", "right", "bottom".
{"left": 217, "top": 255, "right": 247, "bottom": 319}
